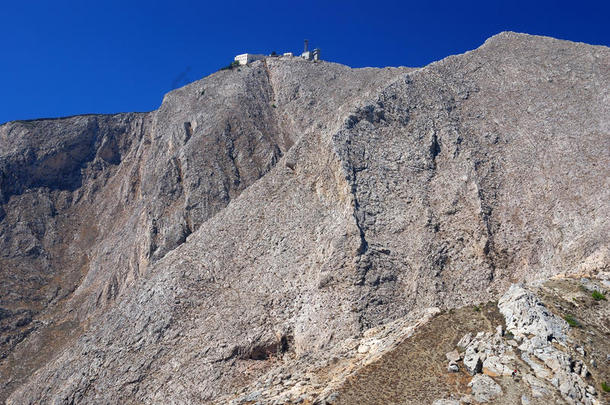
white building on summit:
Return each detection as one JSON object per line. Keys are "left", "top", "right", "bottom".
{"left": 234, "top": 40, "right": 321, "bottom": 65}
{"left": 234, "top": 53, "right": 266, "bottom": 66}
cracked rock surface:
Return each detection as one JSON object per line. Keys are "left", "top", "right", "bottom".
{"left": 0, "top": 32, "right": 608, "bottom": 403}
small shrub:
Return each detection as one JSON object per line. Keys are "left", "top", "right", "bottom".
{"left": 601, "top": 381, "right": 610, "bottom": 392}
{"left": 219, "top": 61, "right": 241, "bottom": 71}
{"left": 473, "top": 305, "right": 480, "bottom": 312}
{"left": 592, "top": 290, "right": 606, "bottom": 301}
{"left": 272, "top": 104, "right": 277, "bottom": 108}
{"left": 563, "top": 314, "right": 581, "bottom": 328}
{"left": 505, "top": 331, "right": 514, "bottom": 340}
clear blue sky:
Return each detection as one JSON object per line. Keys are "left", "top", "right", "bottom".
{"left": 1, "top": 0, "right": 608, "bottom": 124}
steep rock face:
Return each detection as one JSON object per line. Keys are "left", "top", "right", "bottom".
{"left": 0, "top": 113, "right": 149, "bottom": 352}
{"left": 1, "top": 32, "right": 608, "bottom": 403}
{"left": 0, "top": 57, "right": 408, "bottom": 402}
{"left": 331, "top": 32, "right": 609, "bottom": 327}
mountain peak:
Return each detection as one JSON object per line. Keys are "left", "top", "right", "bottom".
{"left": 1, "top": 33, "right": 608, "bottom": 404}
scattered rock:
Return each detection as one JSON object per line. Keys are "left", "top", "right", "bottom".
{"left": 460, "top": 394, "right": 474, "bottom": 404}
{"left": 454, "top": 283, "right": 603, "bottom": 405}
{"left": 579, "top": 278, "right": 606, "bottom": 295}
{"left": 459, "top": 394, "right": 473, "bottom": 404}
{"left": 521, "top": 352, "right": 552, "bottom": 379}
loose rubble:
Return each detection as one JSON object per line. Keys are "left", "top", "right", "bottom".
{"left": 445, "top": 284, "right": 604, "bottom": 405}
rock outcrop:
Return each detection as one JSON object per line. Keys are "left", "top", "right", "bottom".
{"left": 438, "top": 281, "right": 608, "bottom": 405}
{"left": 0, "top": 32, "right": 608, "bottom": 404}
{"left": 499, "top": 285, "right": 598, "bottom": 404}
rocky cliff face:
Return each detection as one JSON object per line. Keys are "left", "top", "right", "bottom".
{"left": 0, "top": 32, "right": 608, "bottom": 404}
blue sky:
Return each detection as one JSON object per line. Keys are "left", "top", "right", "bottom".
{"left": 1, "top": 0, "right": 608, "bottom": 124}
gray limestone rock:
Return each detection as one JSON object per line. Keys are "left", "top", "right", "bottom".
{"left": 468, "top": 374, "right": 503, "bottom": 403}
{"left": 446, "top": 349, "right": 461, "bottom": 362}
{"left": 457, "top": 333, "right": 473, "bottom": 351}
{"left": 498, "top": 284, "right": 599, "bottom": 405}
{"left": 523, "top": 374, "right": 550, "bottom": 398}
{"left": 482, "top": 355, "right": 513, "bottom": 377}
{"left": 499, "top": 284, "right": 569, "bottom": 349}
{"left": 463, "top": 349, "right": 484, "bottom": 375}
{"left": 0, "top": 32, "right": 608, "bottom": 404}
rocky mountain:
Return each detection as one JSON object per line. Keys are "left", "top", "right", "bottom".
{"left": 0, "top": 32, "right": 608, "bottom": 404}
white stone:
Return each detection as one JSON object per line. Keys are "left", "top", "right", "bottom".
{"left": 457, "top": 332, "right": 472, "bottom": 350}
{"left": 468, "top": 374, "right": 502, "bottom": 403}
{"left": 482, "top": 355, "right": 512, "bottom": 377}
{"left": 524, "top": 374, "right": 549, "bottom": 398}
{"left": 357, "top": 344, "right": 369, "bottom": 354}
{"left": 463, "top": 348, "right": 483, "bottom": 375}
{"left": 495, "top": 325, "right": 503, "bottom": 338}
{"left": 499, "top": 284, "right": 569, "bottom": 347}
{"left": 580, "top": 363, "right": 590, "bottom": 378}
{"left": 446, "top": 350, "right": 460, "bottom": 362}
{"left": 521, "top": 352, "right": 552, "bottom": 379}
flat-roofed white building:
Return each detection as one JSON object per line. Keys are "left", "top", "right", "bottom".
{"left": 234, "top": 53, "right": 266, "bottom": 65}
